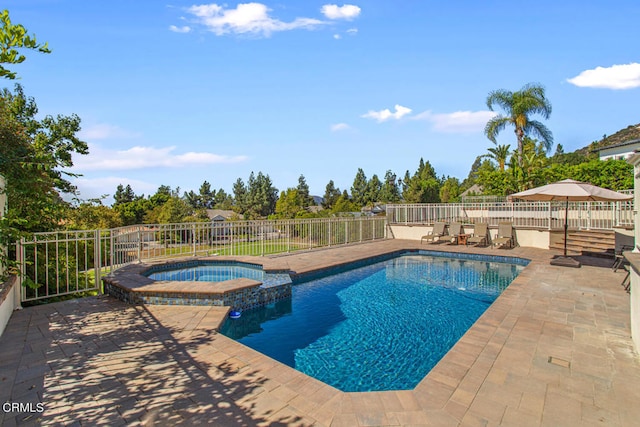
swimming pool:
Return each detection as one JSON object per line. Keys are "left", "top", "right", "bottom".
{"left": 220, "top": 252, "right": 526, "bottom": 392}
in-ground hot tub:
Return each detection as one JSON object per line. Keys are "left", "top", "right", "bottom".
{"left": 102, "top": 258, "right": 292, "bottom": 311}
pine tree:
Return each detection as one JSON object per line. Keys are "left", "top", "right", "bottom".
{"left": 350, "top": 168, "right": 368, "bottom": 207}
{"left": 296, "top": 174, "right": 313, "bottom": 207}
{"left": 322, "top": 180, "right": 341, "bottom": 209}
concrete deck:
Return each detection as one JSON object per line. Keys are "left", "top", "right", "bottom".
{"left": 0, "top": 240, "right": 638, "bottom": 426}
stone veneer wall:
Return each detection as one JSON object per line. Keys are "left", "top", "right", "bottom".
{"left": 104, "top": 280, "right": 291, "bottom": 311}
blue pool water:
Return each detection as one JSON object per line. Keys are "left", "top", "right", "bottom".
{"left": 147, "top": 262, "right": 265, "bottom": 282}
{"left": 220, "top": 253, "right": 525, "bottom": 392}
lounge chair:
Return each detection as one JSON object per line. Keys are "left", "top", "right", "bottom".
{"left": 421, "top": 222, "right": 446, "bottom": 244}
{"left": 493, "top": 222, "right": 514, "bottom": 249}
{"left": 467, "top": 223, "right": 488, "bottom": 246}
{"left": 447, "top": 222, "right": 463, "bottom": 244}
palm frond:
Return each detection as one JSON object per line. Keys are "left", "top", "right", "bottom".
{"left": 484, "top": 116, "right": 510, "bottom": 143}
{"left": 525, "top": 120, "right": 554, "bottom": 151}
{"left": 486, "top": 89, "right": 514, "bottom": 112}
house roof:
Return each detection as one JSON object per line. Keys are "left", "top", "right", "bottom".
{"left": 460, "top": 184, "right": 483, "bottom": 197}
{"left": 596, "top": 138, "right": 640, "bottom": 153}
{"left": 205, "top": 209, "right": 236, "bottom": 220}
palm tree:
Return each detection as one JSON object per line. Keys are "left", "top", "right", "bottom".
{"left": 484, "top": 83, "right": 553, "bottom": 166}
{"left": 482, "top": 144, "right": 511, "bottom": 171}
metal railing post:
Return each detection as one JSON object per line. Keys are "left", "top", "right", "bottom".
{"left": 231, "top": 222, "right": 235, "bottom": 256}
{"left": 137, "top": 227, "right": 142, "bottom": 262}
{"left": 17, "top": 238, "right": 24, "bottom": 306}
{"left": 192, "top": 224, "right": 196, "bottom": 256}
{"left": 94, "top": 230, "right": 102, "bottom": 294}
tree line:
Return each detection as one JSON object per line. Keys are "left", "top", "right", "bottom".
{"left": 0, "top": 9, "right": 633, "bottom": 264}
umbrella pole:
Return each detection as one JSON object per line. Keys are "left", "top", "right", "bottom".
{"left": 564, "top": 198, "right": 568, "bottom": 257}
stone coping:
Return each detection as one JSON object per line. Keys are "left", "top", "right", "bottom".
{"left": 103, "top": 256, "right": 287, "bottom": 296}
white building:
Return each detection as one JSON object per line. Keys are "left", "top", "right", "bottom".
{"left": 598, "top": 138, "right": 640, "bottom": 161}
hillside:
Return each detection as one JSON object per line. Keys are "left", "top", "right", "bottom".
{"left": 576, "top": 123, "right": 640, "bottom": 155}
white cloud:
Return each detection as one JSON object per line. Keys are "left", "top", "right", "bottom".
{"left": 72, "top": 144, "right": 248, "bottom": 171}
{"left": 333, "top": 33, "right": 341, "bottom": 39}
{"left": 330, "top": 123, "right": 350, "bottom": 131}
{"left": 567, "top": 63, "right": 640, "bottom": 89}
{"left": 169, "top": 25, "right": 192, "bottom": 33}
{"left": 79, "top": 123, "right": 142, "bottom": 140}
{"left": 361, "top": 104, "right": 412, "bottom": 122}
{"left": 321, "top": 4, "right": 361, "bottom": 20}
{"left": 346, "top": 28, "right": 358, "bottom": 35}
{"left": 413, "top": 110, "right": 497, "bottom": 133}
{"left": 185, "top": 3, "right": 325, "bottom": 37}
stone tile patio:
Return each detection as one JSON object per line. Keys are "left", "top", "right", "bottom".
{"left": 0, "top": 240, "right": 638, "bottom": 426}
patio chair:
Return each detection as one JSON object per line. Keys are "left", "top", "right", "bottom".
{"left": 492, "top": 222, "right": 514, "bottom": 249}
{"left": 467, "top": 223, "right": 488, "bottom": 246}
{"left": 447, "top": 222, "right": 463, "bottom": 244}
{"left": 612, "top": 245, "right": 633, "bottom": 272}
{"left": 421, "top": 222, "right": 446, "bottom": 244}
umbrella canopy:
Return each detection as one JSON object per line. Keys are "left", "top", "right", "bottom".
{"left": 508, "top": 179, "right": 633, "bottom": 202}
{"left": 508, "top": 179, "right": 632, "bottom": 267}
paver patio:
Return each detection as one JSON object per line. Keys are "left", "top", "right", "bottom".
{"left": 0, "top": 239, "right": 638, "bottom": 426}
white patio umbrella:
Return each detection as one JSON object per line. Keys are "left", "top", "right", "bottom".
{"left": 508, "top": 179, "right": 633, "bottom": 267}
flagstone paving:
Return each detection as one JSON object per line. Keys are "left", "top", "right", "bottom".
{"left": 0, "top": 239, "right": 638, "bottom": 426}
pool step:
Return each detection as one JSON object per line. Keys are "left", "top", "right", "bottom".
{"left": 549, "top": 230, "right": 615, "bottom": 257}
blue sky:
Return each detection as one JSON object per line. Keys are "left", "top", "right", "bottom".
{"left": 5, "top": 1, "right": 640, "bottom": 203}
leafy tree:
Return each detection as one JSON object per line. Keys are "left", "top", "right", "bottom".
{"left": 67, "top": 201, "right": 123, "bottom": 230}
{"left": 439, "top": 177, "right": 461, "bottom": 203}
{"left": 402, "top": 159, "right": 441, "bottom": 203}
{"left": 477, "top": 168, "right": 513, "bottom": 196}
{"left": 0, "top": 85, "right": 87, "bottom": 235}
{"left": 332, "top": 194, "right": 359, "bottom": 213}
{"left": 145, "top": 196, "right": 191, "bottom": 224}
{"left": 0, "top": 85, "right": 87, "bottom": 273}
{"left": 274, "top": 188, "right": 304, "bottom": 218}
{"left": 350, "top": 168, "right": 368, "bottom": 207}
{"left": 322, "top": 180, "right": 341, "bottom": 209}
{"left": 482, "top": 144, "right": 511, "bottom": 171}
{"left": 113, "top": 198, "right": 149, "bottom": 225}
{"left": 0, "top": 9, "right": 51, "bottom": 79}
{"left": 485, "top": 83, "right": 553, "bottom": 166}
{"left": 149, "top": 185, "right": 172, "bottom": 208}
{"left": 543, "top": 159, "right": 632, "bottom": 191}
